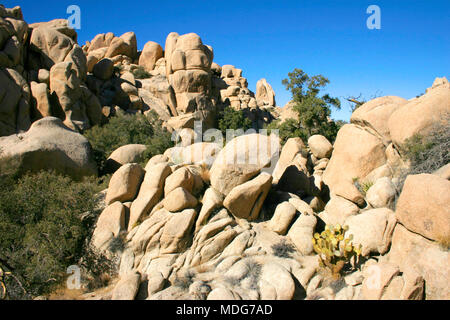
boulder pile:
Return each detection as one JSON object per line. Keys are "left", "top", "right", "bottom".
{"left": 0, "top": 5, "right": 448, "bottom": 301}
{"left": 87, "top": 75, "right": 449, "bottom": 300}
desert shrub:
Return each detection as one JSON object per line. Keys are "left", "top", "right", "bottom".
{"left": 272, "top": 240, "right": 296, "bottom": 259}
{"left": 84, "top": 111, "right": 173, "bottom": 173}
{"left": 218, "top": 107, "right": 253, "bottom": 136}
{"left": 107, "top": 234, "right": 127, "bottom": 254}
{"left": 224, "top": 259, "right": 262, "bottom": 291}
{"left": 0, "top": 170, "right": 102, "bottom": 299}
{"left": 173, "top": 270, "right": 196, "bottom": 290}
{"left": 131, "top": 66, "right": 152, "bottom": 79}
{"left": 395, "top": 115, "right": 450, "bottom": 201}
{"left": 402, "top": 118, "right": 449, "bottom": 176}
{"left": 79, "top": 246, "right": 118, "bottom": 291}
{"left": 312, "top": 225, "right": 361, "bottom": 279}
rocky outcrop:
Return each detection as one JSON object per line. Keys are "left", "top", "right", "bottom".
{"left": 0, "top": 117, "right": 97, "bottom": 179}
{"left": 388, "top": 77, "right": 450, "bottom": 149}
{"left": 256, "top": 78, "right": 276, "bottom": 108}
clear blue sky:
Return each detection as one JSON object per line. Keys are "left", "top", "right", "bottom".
{"left": 7, "top": 0, "right": 450, "bottom": 121}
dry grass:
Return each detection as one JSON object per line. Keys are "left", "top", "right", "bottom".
{"left": 436, "top": 235, "right": 450, "bottom": 251}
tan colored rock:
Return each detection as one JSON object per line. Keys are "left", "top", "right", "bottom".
{"left": 288, "top": 214, "right": 317, "bottom": 255}
{"left": 29, "top": 22, "right": 85, "bottom": 76}
{"left": 128, "top": 209, "right": 171, "bottom": 255}
{"left": 195, "top": 188, "right": 224, "bottom": 232}
{"left": 128, "top": 189, "right": 160, "bottom": 231}
{"left": 272, "top": 137, "right": 305, "bottom": 184}
{"left": 37, "top": 69, "right": 50, "bottom": 84}
{"left": 351, "top": 96, "right": 407, "bottom": 143}
{"left": 260, "top": 263, "right": 295, "bottom": 300}
{"left": 320, "top": 195, "right": 360, "bottom": 226}
{"left": 145, "top": 154, "right": 169, "bottom": 168}
{"left": 386, "top": 224, "right": 449, "bottom": 300}
{"left": 139, "top": 41, "right": 163, "bottom": 72}
{"left": 106, "top": 144, "right": 147, "bottom": 173}
{"left": 434, "top": 163, "right": 450, "bottom": 180}
{"left": 92, "top": 202, "right": 126, "bottom": 250}
{"left": 346, "top": 208, "right": 397, "bottom": 257}
{"left": 276, "top": 154, "right": 315, "bottom": 197}
{"left": 323, "top": 124, "right": 387, "bottom": 206}
{"left": 361, "top": 262, "right": 400, "bottom": 300}
{"left": 366, "top": 177, "right": 396, "bottom": 209}
{"left": 396, "top": 174, "right": 450, "bottom": 242}
{"left": 256, "top": 78, "right": 276, "bottom": 107}
{"left": 288, "top": 198, "right": 314, "bottom": 216}
{"left": 164, "top": 167, "right": 195, "bottom": 196}
{"left": 164, "top": 187, "right": 198, "bottom": 213}
{"left": 30, "top": 81, "right": 51, "bottom": 118}
{"left": 50, "top": 61, "right": 99, "bottom": 131}
{"left": 0, "top": 117, "right": 97, "bottom": 179}
{"left": 112, "top": 272, "right": 141, "bottom": 300}
{"left": 160, "top": 209, "right": 197, "bottom": 254}
{"left": 197, "top": 229, "right": 237, "bottom": 265}
{"left": 224, "top": 173, "right": 273, "bottom": 221}
{"left": 106, "top": 163, "right": 145, "bottom": 205}
{"left": 268, "top": 202, "right": 297, "bottom": 235}
{"left": 139, "top": 75, "right": 177, "bottom": 117}
{"left": 105, "top": 32, "right": 137, "bottom": 59}
{"left": 210, "top": 133, "right": 280, "bottom": 194}
{"left": 388, "top": 78, "right": 450, "bottom": 147}
{"left": 167, "top": 142, "right": 220, "bottom": 167}
{"left": 308, "top": 135, "right": 333, "bottom": 159}
{"left": 164, "top": 32, "right": 179, "bottom": 76}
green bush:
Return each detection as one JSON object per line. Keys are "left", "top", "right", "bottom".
{"left": 266, "top": 119, "right": 305, "bottom": 145}
{"left": 218, "top": 107, "right": 253, "bottom": 136}
{"left": 84, "top": 111, "right": 173, "bottom": 173}
{"left": 131, "top": 66, "right": 152, "bottom": 79}
{"left": 0, "top": 170, "right": 102, "bottom": 299}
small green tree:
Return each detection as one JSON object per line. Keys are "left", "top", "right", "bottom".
{"left": 280, "top": 68, "right": 341, "bottom": 142}
{"left": 218, "top": 107, "right": 252, "bottom": 136}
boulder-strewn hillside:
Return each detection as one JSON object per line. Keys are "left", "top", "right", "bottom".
{"left": 82, "top": 76, "right": 449, "bottom": 301}
{"left": 0, "top": 4, "right": 279, "bottom": 178}
{"left": 0, "top": 5, "right": 448, "bottom": 301}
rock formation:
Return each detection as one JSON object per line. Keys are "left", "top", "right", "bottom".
{"left": 0, "top": 4, "right": 448, "bottom": 302}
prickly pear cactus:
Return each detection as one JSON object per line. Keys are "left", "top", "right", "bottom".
{"left": 0, "top": 266, "right": 11, "bottom": 300}
{"left": 312, "top": 224, "right": 362, "bottom": 279}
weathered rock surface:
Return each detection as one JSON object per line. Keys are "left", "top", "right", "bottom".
{"left": 396, "top": 174, "right": 450, "bottom": 242}
{"left": 346, "top": 208, "right": 397, "bottom": 257}
{"left": 323, "top": 124, "right": 386, "bottom": 206}
{"left": 210, "top": 133, "right": 280, "bottom": 195}
{"left": 0, "top": 117, "right": 97, "bottom": 179}
{"left": 106, "top": 163, "right": 145, "bottom": 205}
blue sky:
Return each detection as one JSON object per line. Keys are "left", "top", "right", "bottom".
{"left": 7, "top": 0, "right": 450, "bottom": 121}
